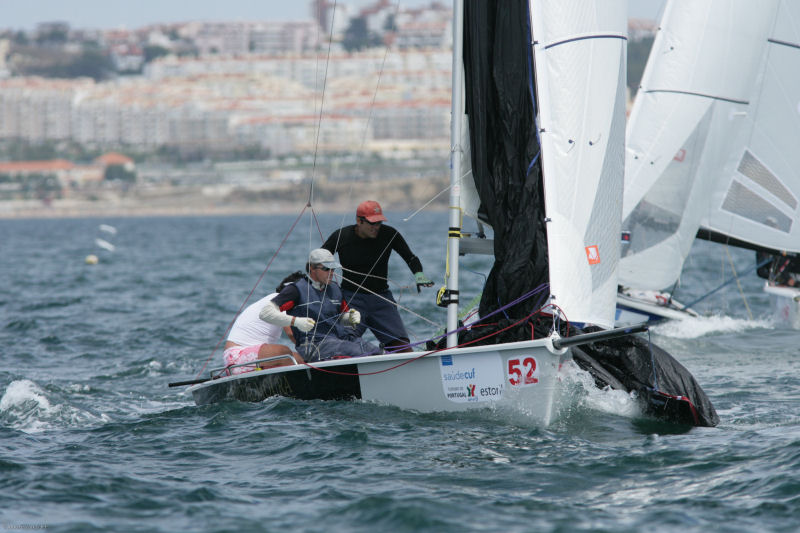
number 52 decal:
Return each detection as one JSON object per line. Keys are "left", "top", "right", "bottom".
{"left": 507, "top": 357, "right": 539, "bottom": 386}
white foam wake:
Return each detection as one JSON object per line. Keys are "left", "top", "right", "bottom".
{"left": 651, "top": 314, "right": 772, "bottom": 339}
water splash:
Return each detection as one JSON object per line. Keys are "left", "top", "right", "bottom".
{"left": 0, "top": 379, "right": 109, "bottom": 434}
{"left": 652, "top": 314, "right": 772, "bottom": 339}
{"left": 557, "top": 361, "right": 641, "bottom": 419}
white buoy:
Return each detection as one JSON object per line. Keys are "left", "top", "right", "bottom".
{"left": 85, "top": 254, "right": 99, "bottom": 265}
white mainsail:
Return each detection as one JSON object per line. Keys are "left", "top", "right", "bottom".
{"left": 531, "top": 0, "right": 627, "bottom": 328}
{"left": 619, "top": 0, "right": 788, "bottom": 292}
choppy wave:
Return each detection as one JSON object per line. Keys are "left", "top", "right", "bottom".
{"left": 1, "top": 215, "right": 798, "bottom": 533}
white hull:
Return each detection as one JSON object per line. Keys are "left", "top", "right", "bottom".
{"left": 615, "top": 289, "right": 698, "bottom": 326}
{"left": 189, "top": 339, "right": 567, "bottom": 426}
{"left": 764, "top": 282, "right": 800, "bottom": 329}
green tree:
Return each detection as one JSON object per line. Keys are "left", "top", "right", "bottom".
{"left": 143, "top": 45, "right": 170, "bottom": 63}
{"left": 12, "top": 31, "right": 29, "bottom": 45}
{"left": 67, "top": 47, "right": 115, "bottom": 80}
{"left": 104, "top": 164, "right": 136, "bottom": 183}
{"left": 342, "top": 17, "right": 381, "bottom": 52}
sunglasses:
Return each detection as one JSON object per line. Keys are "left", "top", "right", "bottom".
{"left": 359, "top": 217, "right": 382, "bottom": 226}
{"left": 314, "top": 265, "right": 333, "bottom": 272}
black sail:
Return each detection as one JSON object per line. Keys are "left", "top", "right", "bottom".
{"left": 463, "top": 0, "right": 549, "bottom": 319}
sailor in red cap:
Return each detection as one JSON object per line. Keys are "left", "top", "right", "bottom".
{"left": 322, "top": 200, "right": 433, "bottom": 352}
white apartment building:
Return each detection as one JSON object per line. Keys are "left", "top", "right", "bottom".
{"left": 250, "top": 21, "right": 324, "bottom": 55}
{"left": 1, "top": 47, "right": 452, "bottom": 155}
{"left": 369, "top": 100, "right": 449, "bottom": 141}
{"left": 185, "top": 22, "right": 250, "bottom": 56}
{"left": 0, "top": 78, "right": 86, "bottom": 141}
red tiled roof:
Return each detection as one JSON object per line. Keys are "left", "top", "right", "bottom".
{"left": 0, "top": 160, "right": 75, "bottom": 173}
{"left": 94, "top": 152, "right": 134, "bottom": 166}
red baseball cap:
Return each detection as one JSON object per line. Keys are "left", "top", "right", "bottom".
{"left": 356, "top": 200, "right": 387, "bottom": 223}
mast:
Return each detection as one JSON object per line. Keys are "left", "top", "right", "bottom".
{"left": 446, "top": 0, "right": 465, "bottom": 348}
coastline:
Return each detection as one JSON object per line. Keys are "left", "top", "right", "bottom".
{"left": 0, "top": 177, "right": 449, "bottom": 220}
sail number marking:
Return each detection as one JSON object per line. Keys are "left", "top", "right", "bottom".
{"left": 507, "top": 357, "right": 539, "bottom": 386}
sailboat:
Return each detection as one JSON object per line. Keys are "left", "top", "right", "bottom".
{"left": 173, "top": 0, "right": 718, "bottom": 427}
{"left": 617, "top": 0, "right": 800, "bottom": 327}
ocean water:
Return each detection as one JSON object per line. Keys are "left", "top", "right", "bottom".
{"left": 1, "top": 212, "right": 798, "bottom": 533}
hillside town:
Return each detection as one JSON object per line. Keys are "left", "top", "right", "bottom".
{"left": 0, "top": 1, "right": 657, "bottom": 218}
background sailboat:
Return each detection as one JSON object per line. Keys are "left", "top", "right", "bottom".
{"left": 617, "top": 0, "right": 800, "bottom": 326}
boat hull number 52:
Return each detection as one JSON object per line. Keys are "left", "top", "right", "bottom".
{"left": 507, "top": 357, "right": 539, "bottom": 386}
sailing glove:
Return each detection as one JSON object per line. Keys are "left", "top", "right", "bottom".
{"left": 293, "top": 317, "right": 316, "bottom": 332}
{"left": 414, "top": 272, "right": 433, "bottom": 293}
{"left": 345, "top": 309, "right": 361, "bottom": 326}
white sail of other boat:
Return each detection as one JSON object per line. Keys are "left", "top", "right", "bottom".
{"left": 699, "top": 1, "right": 800, "bottom": 253}
{"left": 620, "top": 0, "right": 785, "bottom": 293}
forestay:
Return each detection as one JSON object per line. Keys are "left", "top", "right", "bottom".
{"left": 619, "top": 1, "right": 787, "bottom": 291}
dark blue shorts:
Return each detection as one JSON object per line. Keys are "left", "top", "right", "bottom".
{"left": 343, "top": 289, "right": 408, "bottom": 345}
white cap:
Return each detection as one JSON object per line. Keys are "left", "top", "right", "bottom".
{"left": 308, "top": 248, "right": 340, "bottom": 269}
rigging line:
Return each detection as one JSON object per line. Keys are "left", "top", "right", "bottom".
{"left": 668, "top": 279, "right": 680, "bottom": 304}
{"left": 338, "top": 266, "right": 420, "bottom": 294}
{"left": 194, "top": 203, "right": 310, "bottom": 379}
{"left": 301, "top": 305, "right": 545, "bottom": 377}
{"left": 647, "top": 329, "right": 659, "bottom": 391}
{"left": 682, "top": 257, "right": 771, "bottom": 311}
{"left": 430, "top": 283, "right": 548, "bottom": 339}
{"left": 309, "top": 207, "right": 326, "bottom": 243}
{"left": 307, "top": 0, "right": 338, "bottom": 206}
{"left": 466, "top": 284, "right": 550, "bottom": 327}
{"left": 337, "top": 225, "right": 420, "bottom": 305}
{"left": 336, "top": 270, "right": 440, "bottom": 327}
{"left": 524, "top": 2, "right": 542, "bottom": 152}
{"left": 403, "top": 162, "right": 472, "bottom": 222}
{"left": 330, "top": 0, "right": 403, "bottom": 251}
{"left": 402, "top": 180, "right": 452, "bottom": 222}
{"left": 724, "top": 245, "right": 754, "bottom": 320}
